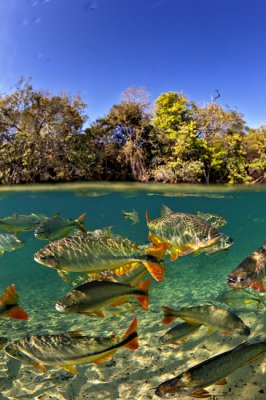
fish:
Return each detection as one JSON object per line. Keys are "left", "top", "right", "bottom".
{"left": 86, "top": 263, "right": 148, "bottom": 286}
{"left": 215, "top": 289, "right": 264, "bottom": 309}
{"left": 55, "top": 279, "right": 151, "bottom": 317}
{"left": 34, "top": 231, "right": 165, "bottom": 282}
{"left": 0, "top": 284, "right": 29, "bottom": 320}
{"left": 5, "top": 316, "right": 139, "bottom": 374}
{"left": 122, "top": 210, "right": 140, "bottom": 225}
{"left": 146, "top": 205, "right": 223, "bottom": 261}
{"left": 34, "top": 213, "right": 87, "bottom": 241}
{"left": 0, "top": 213, "right": 48, "bottom": 234}
{"left": 192, "top": 234, "right": 233, "bottom": 256}
{"left": 0, "top": 233, "right": 24, "bottom": 256}
{"left": 155, "top": 340, "right": 266, "bottom": 398}
{"left": 227, "top": 241, "right": 266, "bottom": 292}
{"left": 195, "top": 212, "right": 227, "bottom": 228}
{"left": 161, "top": 304, "right": 250, "bottom": 336}
{"left": 159, "top": 322, "right": 201, "bottom": 345}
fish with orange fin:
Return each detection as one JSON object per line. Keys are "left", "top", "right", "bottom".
{"left": 146, "top": 206, "right": 223, "bottom": 261}
{"left": 161, "top": 304, "right": 250, "bottom": 336}
{"left": 55, "top": 279, "right": 151, "bottom": 317}
{"left": 4, "top": 317, "right": 139, "bottom": 374}
{"left": 34, "top": 212, "right": 87, "bottom": 241}
{"left": 227, "top": 241, "right": 266, "bottom": 292}
{"left": 34, "top": 230, "right": 165, "bottom": 282}
{"left": 155, "top": 340, "right": 266, "bottom": 398}
{"left": 0, "top": 284, "right": 29, "bottom": 320}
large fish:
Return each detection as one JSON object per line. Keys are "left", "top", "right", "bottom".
{"left": 34, "top": 232, "right": 165, "bottom": 282}
{"left": 5, "top": 316, "right": 139, "bottom": 374}
{"left": 0, "top": 233, "right": 24, "bottom": 256}
{"left": 227, "top": 241, "right": 266, "bottom": 292}
{"left": 55, "top": 279, "right": 151, "bottom": 317}
{"left": 0, "top": 213, "right": 48, "bottom": 234}
{"left": 0, "top": 284, "right": 29, "bottom": 320}
{"left": 146, "top": 206, "right": 223, "bottom": 261}
{"left": 162, "top": 304, "right": 250, "bottom": 336}
{"left": 155, "top": 340, "right": 266, "bottom": 398}
{"left": 159, "top": 322, "right": 201, "bottom": 345}
{"left": 34, "top": 213, "right": 87, "bottom": 241}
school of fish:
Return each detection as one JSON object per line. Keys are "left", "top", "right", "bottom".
{"left": 0, "top": 204, "right": 265, "bottom": 399}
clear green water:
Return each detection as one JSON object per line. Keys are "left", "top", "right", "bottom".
{"left": 0, "top": 183, "right": 265, "bottom": 400}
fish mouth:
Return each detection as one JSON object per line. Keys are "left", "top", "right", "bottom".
{"left": 226, "top": 276, "right": 236, "bottom": 284}
{"left": 55, "top": 303, "right": 65, "bottom": 313}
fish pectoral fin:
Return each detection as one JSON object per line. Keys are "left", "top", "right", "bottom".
{"left": 182, "top": 318, "right": 200, "bottom": 326}
{"left": 57, "top": 270, "right": 70, "bottom": 283}
{"left": 145, "top": 244, "right": 168, "bottom": 260}
{"left": 63, "top": 365, "right": 79, "bottom": 374}
{"left": 249, "top": 280, "right": 265, "bottom": 292}
{"left": 32, "top": 362, "right": 48, "bottom": 374}
{"left": 215, "top": 378, "right": 227, "bottom": 385}
{"left": 207, "top": 327, "right": 215, "bottom": 334}
{"left": 142, "top": 261, "right": 165, "bottom": 282}
{"left": 190, "top": 389, "right": 211, "bottom": 398}
{"left": 170, "top": 251, "right": 180, "bottom": 261}
{"left": 0, "top": 250, "right": 4, "bottom": 256}
{"left": 111, "top": 296, "right": 130, "bottom": 307}
{"left": 93, "top": 310, "right": 105, "bottom": 318}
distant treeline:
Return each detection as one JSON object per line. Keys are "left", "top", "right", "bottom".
{"left": 0, "top": 79, "right": 265, "bottom": 184}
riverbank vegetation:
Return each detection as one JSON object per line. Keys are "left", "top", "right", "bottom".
{"left": 0, "top": 79, "right": 265, "bottom": 184}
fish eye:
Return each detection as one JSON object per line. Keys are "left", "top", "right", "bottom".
{"left": 237, "top": 277, "right": 245, "bottom": 282}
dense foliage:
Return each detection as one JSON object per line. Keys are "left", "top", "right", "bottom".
{"left": 0, "top": 80, "right": 265, "bottom": 184}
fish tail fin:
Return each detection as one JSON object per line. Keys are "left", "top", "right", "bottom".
{"left": 146, "top": 210, "right": 150, "bottom": 223}
{"left": 3, "top": 306, "right": 29, "bottom": 320}
{"left": 0, "top": 284, "right": 19, "bottom": 305}
{"left": 123, "top": 316, "right": 139, "bottom": 350}
{"left": 162, "top": 306, "right": 178, "bottom": 325}
{"left": 136, "top": 279, "right": 152, "bottom": 310}
{"left": 75, "top": 213, "right": 87, "bottom": 233}
{"left": 142, "top": 256, "right": 165, "bottom": 282}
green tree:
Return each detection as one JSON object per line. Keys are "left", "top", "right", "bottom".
{"left": 0, "top": 78, "right": 87, "bottom": 183}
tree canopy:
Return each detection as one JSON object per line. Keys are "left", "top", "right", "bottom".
{"left": 0, "top": 80, "right": 265, "bottom": 184}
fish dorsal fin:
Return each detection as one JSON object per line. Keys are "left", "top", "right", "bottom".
{"left": 0, "top": 284, "right": 19, "bottom": 305}
{"left": 123, "top": 316, "right": 138, "bottom": 338}
{"left": 160, "top": 205, "right": 174, "bottom": 217}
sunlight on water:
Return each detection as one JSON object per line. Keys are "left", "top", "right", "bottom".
{"left": 0, "top": 183, "right": 265, "bottom": 400}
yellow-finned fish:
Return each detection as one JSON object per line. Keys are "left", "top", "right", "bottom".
{"left": 0, "top": 233, "right": 24, "bottom": 256}
{"left": 215, "top": 289, "right": 264, "bottom": 309}
{"left": 0, "top": 213, "right": 48, "bottom": 234}
{"left": 146, "top": 205, "right": 223, "bottom": 261}
{"left": 162, "top": 304, "right": 250, "bottom": 336}
{"left": 227, "top": 241, "right": 266, "bottom": 292}
{"left": 34, "top": 213, "right": 87, "bottom": 241}
{"left": 55, "top": 279, "right": 151, "bottom": 317}
{"left": 0, "top": 284, "right": 29, "bottom": 320}
{"left": 159, "top": 322, "right": 201, "bottom": 345}
{"left": 34, "top": 231, "right": 165, "bottom": 282}
{"left": 155, "top": 340, "right": 266, "bottom": 398}
{"left": 5, "top": 317, "right": 139, "bottom": 374}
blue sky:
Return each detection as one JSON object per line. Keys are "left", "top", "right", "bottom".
{"left": 1, "top": 0, "right": 266, "bottom": 127}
